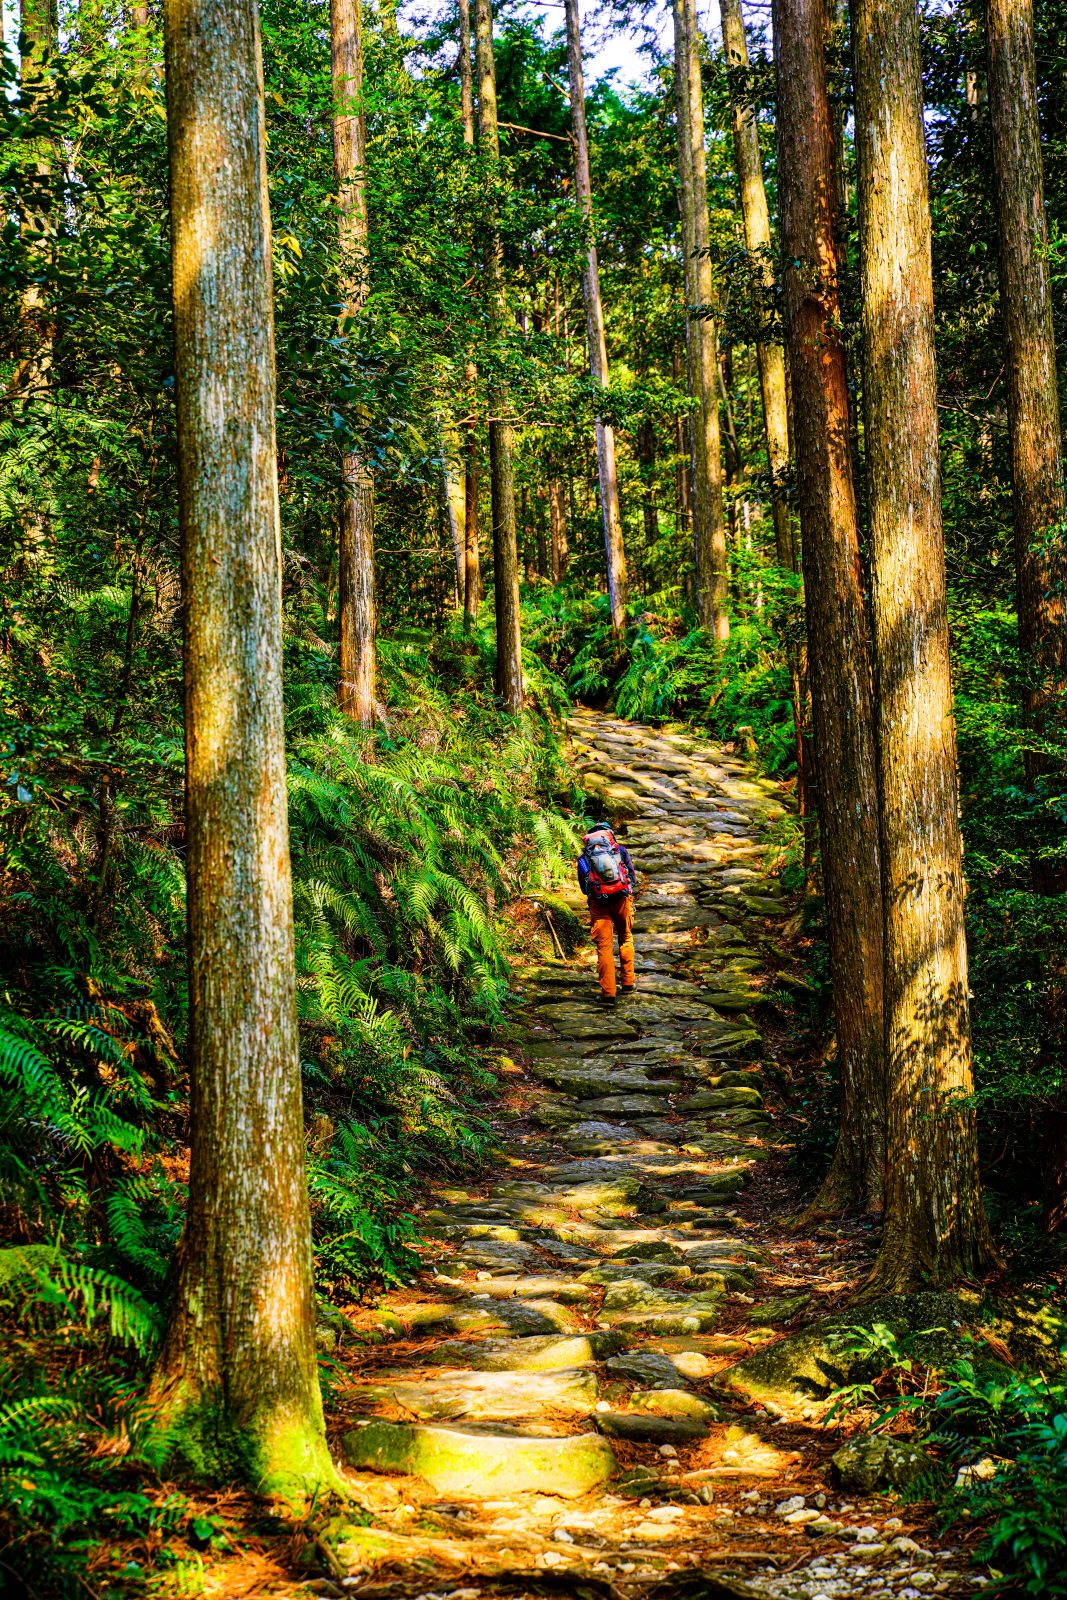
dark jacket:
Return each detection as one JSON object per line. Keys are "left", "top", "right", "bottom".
{"left": 577, "top": 841, "right": 636, "bottom": 904}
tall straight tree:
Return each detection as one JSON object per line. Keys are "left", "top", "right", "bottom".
{"left": 853, "top": 0, "right": 997, "bottom": 1285}
{"left": 153, "top": 0, "right": 331, "bottom": 1488}
{"left": 986, "top": 0, "right": 1067, "bottom": 785}
{"left": 672, "top": 0, "right": 728, "bottom": 636}
{"left": 331, "top": 0, "right": 376, "bottom": 728}
{"left": 563, "top": 0, "right": 627, "bottom": 638}
{"left": 720, "top": 0, "right": 794, "bottom": 573}
{"left": 474, "top": 0, "right": 523, "bottom": 710}
{"left": 458, "top": 0, "right": 482, "bottom": 628}
{"left": 773, "top": 0, "right": 885, "bottom": 1212}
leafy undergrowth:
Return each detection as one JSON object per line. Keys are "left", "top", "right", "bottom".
{"left": 0, "top": 620, "right": 584, "bottom": 1596}
{"left": 820, "top": 1314, "right": 1067, "bottom": 1596}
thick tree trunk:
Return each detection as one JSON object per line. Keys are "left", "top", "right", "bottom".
{"left": 986, "top": 0, "right": 1067, "bottom": 788}
{"left": 474, "top": 0, "right": 523, "bottom": 710}
{"left": 154, "top": 0, "right": 331, "bottom": 1493}
{"left": 774, "top": 0, "right": 886, "bottom": 1213}
{"left": 564, "top": 0, "right": 627, "bottom": 638}
{"left": 721, "top": 0, "right": 795, "bottom": 573}
{"left": 853, "top": 0, "right": 998, "bottom": 1286}
{"left": 672, "top": 0, "right": 729, "bottom": 636}
{"left": 332, "top": 0, "right": 376, "bottom": 728}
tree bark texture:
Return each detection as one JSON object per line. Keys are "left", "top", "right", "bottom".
{"left": 986, "top": 0, "right": 1067, "bottom": 786}
{"left": 564, "top": 0, "right": 628, "bottom": 637}
{"left": 155, "top": 0, "right": 330, "bottom": 1492}
{"left": 464, "top": 374, "right": 482, "bottom": 624}
{"left": 853, "top": 0, "right": 997, "bottom": 1286}
{"left": 458, "top": 0, "right": 475, "bottom": 145}
{"left": 444, "top": 461, "right": 465, "bottom": 606}
{"left": 332, "top": 0, "right": 376, "bottom": 728}
{"left": 774, "top": 0, "right": 886, "bottom": 1212}
{"left": 672, "top": 0, "right": 729, "bottom": 637}
{"left": 549, "top": 478, "right": 568, "bottom": 580}
{"left": 721, "top": 0, "right": 795, "bottom": 573}
{"left": 457, "top": 0, "right": 481, "bottom": 616}
{"left": 475, "top": 0, "right": 523, "bottom": 711}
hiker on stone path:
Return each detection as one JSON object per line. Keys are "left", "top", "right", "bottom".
{"left": 577, "top": 822, "right": 637, "bottom": 1007}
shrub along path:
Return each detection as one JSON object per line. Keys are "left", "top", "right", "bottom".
{"left": 321, "top": 712, "right": 975, "bottom": 1600}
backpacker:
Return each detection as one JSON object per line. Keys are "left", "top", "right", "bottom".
{"left": 583, "top": 827, "right": 628, "bottom": 899}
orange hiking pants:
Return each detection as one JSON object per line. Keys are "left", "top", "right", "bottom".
{"left": 589, "top": 896, "right": 635, "bottom": 997}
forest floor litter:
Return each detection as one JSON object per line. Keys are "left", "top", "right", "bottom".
{"left": 264, "top": 713, "right": 983, "bottom": 1598}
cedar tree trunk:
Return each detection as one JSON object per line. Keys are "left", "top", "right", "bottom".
{"left": 474, "top": 0, "right": 523, "bottom": 711}
{"left": 721, "top": 0, "right": 795, "bottom": 572}
{"left": 672, "top": 0, "right": 729, "bottom": 636}
{"left": 986, "top": 0, "right": 1067, "bottom": 786}
{"left": 853, "top": 0, "right": 998, "bottom": 1286}
{"left": 153, "top": 0, "right": 331, "bottom": 1493}
{"left": 332, "top": 0, "right": 376, "bottom": 728}
{"left": 458, "top": 0, "right": 482, "bottom": 628}
{"left": 564, "top": 0, "right": 628, "bottom": 637}
{"left": 549, "top": 478, "right": 568, "bottom": 580}
{"left": 774, "top": 0, "right": 886, "bottom": 1212}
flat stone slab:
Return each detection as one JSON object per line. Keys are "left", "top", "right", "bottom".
{"left": 493, "top": 1175, "right": 655, "bottom": 1215}
{"left": 605, "top": 1350, "right": 694, "bottom": 1389}
{"left": 631, "top": 1388, "right": 723, "bottom": 1422}
{"left": 346, "top": 1368, "right": 597, "bottom": 1421}
{"left": 536, "top": 1068, "right": 673, "bottom": 1097}
{"left": 526, "top": 1235, "right": 602, "bottom": 1263}
{"left": 423, "top": 1332, "right": 628, "bottom": 1371}
{"left": 677, "top": 1087, "right": 763, "bottom": 1112}
{"left": 402, "top": 1298, "right": 580, "bottom": 1336}
{"left": 536, "top": 1006, "right": 640, "bottom": 1040}
{"left": 580, "top": 1261, "right": 683, "bottom": 1287}
{"left": 449, "top": 1275, "right": 594, "bottom": 1303}
{"left": 595, "top": 1410, "right": 710, "bottom": 1445}
{"left": 341, "top": 1421, "right": 617, "bottom": 1497}
{"left": 445, "top": 1240, "right": 538, "bottom": 1263}
{"left": 577, "top": 1094, "right": 670, "bottom": 1117}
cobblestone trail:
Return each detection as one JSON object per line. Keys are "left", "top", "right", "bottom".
{"left": 325, "top": 713, "right": 974, "bottom": 1600}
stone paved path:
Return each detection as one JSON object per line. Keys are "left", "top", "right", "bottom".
{"left": 325, "top": 713, "right": 974, "bottom": 1600}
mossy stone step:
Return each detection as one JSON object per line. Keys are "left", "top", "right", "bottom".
{"left": 423, "top": 1331, "right": 628, "bottom": 1371}
{"left": 346, "top": 1366, "right": 597, "bottom": 1421}
{"left": 341, "top": 1421, "right": 617, "bottom": 1497}
{"left": 577, "top": 1094, "right": 671, "bottom": 1117}
{"left": 594, "top": 1410, "right": 709, "bottom": 1445}
{"left": 534, "top": 1067, "right": 672, "bottom": 1097}
{"left": 447, "top": 1275, "right": 593, "bottom": 1303}
{"left": 534, "top": 1010, "right": 641, "bottom": 1041}
{"left": 399, "top": 1298, "right": 581, "bottom": 1336}
{"left": 630, "top": 1388, "right": 723, "bottom": 1422}
{"left": 605, "top": 1349, "right": 693, "bottom": 1388}
{"left": 579, "top": 1261, "right": 686, "bottom": 1287}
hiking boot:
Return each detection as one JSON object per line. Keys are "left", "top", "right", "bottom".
{"left": 620, "top": 983, "right": 636, "bottom": 994}
{"left": 597, "top": 992, "right": 618, "bottom": 1008}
